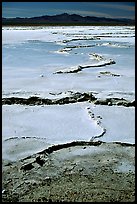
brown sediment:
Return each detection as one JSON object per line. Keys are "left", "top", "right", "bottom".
{"left": 99, "top": 71, "right": 121, "bottom": 77}
{"left": 2, "top": 92, "right": 135, "bottom": 107}
{"left": 2, "top": 142, "right": 135, "bottom": 202}
{"left": 62, "top": 36, "right": 100, "bottom": 43}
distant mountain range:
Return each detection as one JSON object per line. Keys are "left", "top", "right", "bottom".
{"left": 2, "top": 13, "right": 135, "bottom": 26}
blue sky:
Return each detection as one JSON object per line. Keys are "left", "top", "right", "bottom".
{"left": 2, "top": 2, "right": 135, "bottom": 19}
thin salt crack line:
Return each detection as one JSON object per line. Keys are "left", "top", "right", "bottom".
{"left": 3, "top": 136, "right": 48, "bottom": 142}
{"left": 85, "top": 106, "right": 106, "bottom": 142}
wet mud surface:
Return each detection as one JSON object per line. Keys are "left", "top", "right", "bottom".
{"left": 2, "top": 142, "right": 135, "bottom": 202}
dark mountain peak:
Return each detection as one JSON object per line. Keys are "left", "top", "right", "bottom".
{"left": 53, "top": 13, "right": 69, "bottom": 17}
{"left": 60, "top": 13, "right": 69, "bottom": 16}
{"left": 70, "top": 13, "right": 81, "bottom": 17}
{"left": 2, "top": 13, "right": 135, "bottom": 26}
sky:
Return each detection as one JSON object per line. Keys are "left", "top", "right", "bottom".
{"left": 2, "top": 2, "right": 135, "bottom": 19}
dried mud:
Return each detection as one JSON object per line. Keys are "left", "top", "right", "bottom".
{"left": 2, "top": 142, "right": 135, "bottom": 202}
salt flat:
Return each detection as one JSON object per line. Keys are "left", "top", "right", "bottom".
{"left": 2, "top": 26, "right": 135, "bottom": 161}
{"left": 2, "top": 26, "right": 135, "bottom": 202}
